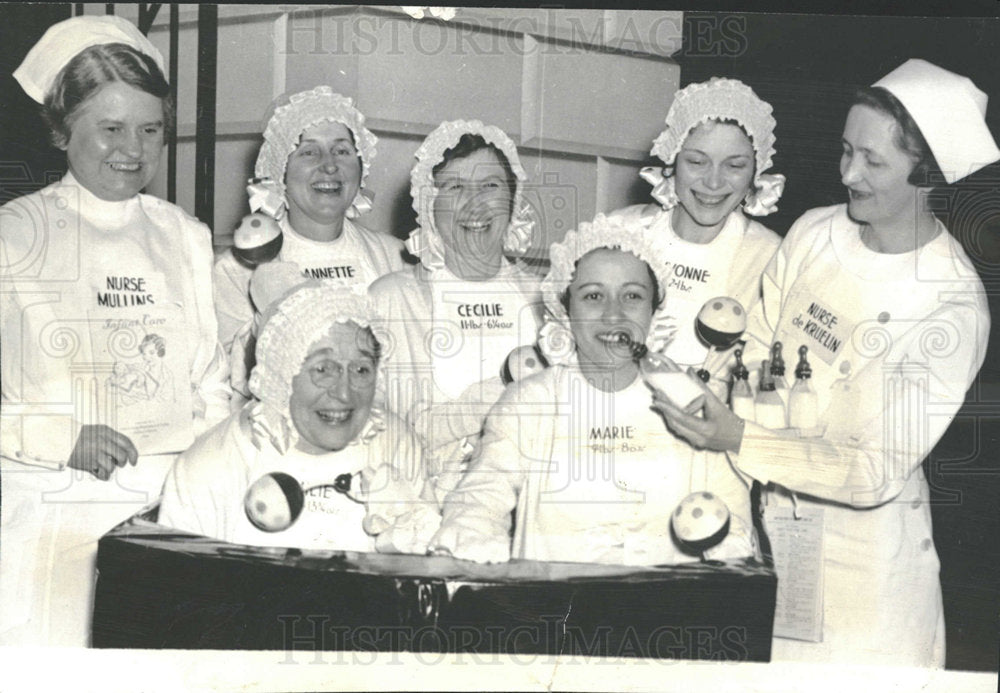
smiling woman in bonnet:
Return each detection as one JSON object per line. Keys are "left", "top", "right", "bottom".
{"left": 214, "top": 87, "right": 406, "bottom": 401}
{"left": 606, "top": 77, "right": 784, "bottom": 393}
{"left": 159, "top": 273, "right": 439, "bottom": 555}
{"left": 430, "top": 214, "right": 755, "bottom": 566}
{"left": 368, "top": 120, "right": 544, "bottom": 501}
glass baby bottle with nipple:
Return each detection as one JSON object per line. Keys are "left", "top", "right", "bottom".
{"left": 754, "top": 359, "right": 787, "bottom": 429}
{"left": 635, "top": 344, "right": 706, "bottom": 411}
{"left": 769, "top": 341, "right": 790, "bottom": 410}
{"left": 788, "top": 345, "right": 818, "bottom": 431}
{"left": 729, "top": 348, "right": 756, "bottom": 421}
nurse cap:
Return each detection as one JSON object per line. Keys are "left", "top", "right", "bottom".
{"left": 874, "top": 59, "right": 1000, "bottom": 184}
{"left": 14, "top": 15, "right": 166, "bottom": 104}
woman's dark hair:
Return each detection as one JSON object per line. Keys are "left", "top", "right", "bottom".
{"left": 359, "top": 325, "right": 383, "bottom": 364}
{"left": 432, "top": 133, "right": 518, "bottom": 215}
{"left": 43, "top": 42, "right": 173, "bottom": 149}
{"left": 850, "top": 86, "right": 942, "bottom": 187}
{"left": 140, "top": 333, "right": 166, "bottom": 358}
{"left": 559, "top": 249, "right": 664, "bottom": 314}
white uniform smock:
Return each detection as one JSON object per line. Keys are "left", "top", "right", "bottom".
{"left": 737, "top": 204, "right": 989, "bottom": 667}
{"left": 159, "top": 406, "right": 435, "bottom": 553}
{"left": 369, "top": 261, "right": 542, "bottom": 498}
{"left": 0, "top": 173, "right": 231, "bottom": 646}
{"left": 213, "top": 218, "right": 406, "bottom": 395}
{"left": 439, "top": 364, "right": 754, "bottom": 565}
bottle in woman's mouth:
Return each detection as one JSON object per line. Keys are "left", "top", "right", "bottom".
{"left": 597, "top": 330, "right": 647, "bottom": 359}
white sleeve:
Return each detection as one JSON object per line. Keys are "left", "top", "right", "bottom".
{"left": 185, "top": 219, "right": 232, "bottom": 430}
{"left": 361, "top": 421, "right": 441, "bottom": 554}
{"left": 735, "top": 297, "right": 988, "bottom": 507}
{"left": 0, "top": 237, "right": 76, "bottom": 468}
{"left": 212, "top": 251, "right": 254, "bottom": 352}
{"left": 157, "top": 422, "right": 237, "bottom": 539}
{"left": 192, "top": 341, "right": 233, "bottom": 434}
{"left": 742, "top": 227, "right": 791, "bottom": 378}
{"left": 437, "top": 386, "right": 537, "bottom": 547}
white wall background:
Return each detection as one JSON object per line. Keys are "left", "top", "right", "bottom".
{"left": 96, "top": 4, "right": 682, "bottom": 255}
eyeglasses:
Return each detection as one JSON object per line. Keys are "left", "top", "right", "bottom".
{"left": 305, "top": 359, "right": 377, "bottom": 390}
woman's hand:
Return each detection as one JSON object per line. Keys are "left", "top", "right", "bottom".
{"left": 67, "top": 424, "right": 138, "bottom": 481}
{"left": 428, "top": 522, "right": 511, "bottom": 564}
{"left": 651, "top": 368, "right": 746, "bottom": 453}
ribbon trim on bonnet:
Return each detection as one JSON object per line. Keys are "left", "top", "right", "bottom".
{"left": 405, "top": 119, "right": 535, "bottom": 270}
{"left": 538, "top": 213, "right": 674, "bottom": 365}
{"left": 645, "top": 77, "right": 785, "bottom": 217}
{"left": 249, "top": 86, "right": 377, "bottom": 221}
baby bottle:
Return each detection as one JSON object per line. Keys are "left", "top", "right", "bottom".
{"left": 754, "top": 359, "right": 787, "bottom": 429}
{"left": 788, "top": 345, "right": 819, "bottom": 431}
{"left": 730, "top": 348, "right": 756, "bottom": 421}
{"left": 770, "top": 341, "right": 790, "bottom": 410}
{"left": 639, "top": 351, "right": 705, "bottom": 411}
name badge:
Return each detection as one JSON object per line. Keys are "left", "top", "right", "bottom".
{"left": 300, "top": 261, "right": 362, "bottom": 283}
{"left": 786, "top": 296, "right": 854, "bottom": 366}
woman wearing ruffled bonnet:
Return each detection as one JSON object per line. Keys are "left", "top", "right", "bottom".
{"left": 430, "top": 214, "right": 755, "bottom": 565}
{"left": 654, "top": 60, "right": 998, "bottom": 666}
{"left": 2, "top": 15, "right": 230, "bottom": 646}
{"left": 608, "top": 77, "right": 783, "bottom": 388}
{"left": 214, "top": 87, "right": 406, "bottom": 399}
{"left": 369, "top": 120, "right": 543, "bottom": 498}
{"left": 160, "top": 273, "right": 439, "bottom": 555}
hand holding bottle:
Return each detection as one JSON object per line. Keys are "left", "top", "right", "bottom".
{"left": 650, "top": 365, "right": 746, "bottom": 453}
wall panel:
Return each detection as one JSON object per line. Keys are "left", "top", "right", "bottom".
{"left": 143, "top": 5, "right": 681, "bottom": 254}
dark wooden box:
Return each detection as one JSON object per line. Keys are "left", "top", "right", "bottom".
{"left": 93, "top": 487, "right": 776, "bottom": 661}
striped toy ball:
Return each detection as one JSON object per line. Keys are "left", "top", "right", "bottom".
{"left": 243, "top": 471, "right": 305, "bottom": 532}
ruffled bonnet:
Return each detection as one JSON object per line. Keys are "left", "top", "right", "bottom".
{"left": 248, "top": 86, "right": 377, "bottom": 221}
{"left": 640, "top": 77, "right": 785, "bottom": 217}
{"left": 405, "top": 119, "right": 535, "bottom": 270}
{"left": 538, "top": 213, "right": 673, "bottom": 364}
{"left": 247, "top": 273, "right": 388, "bottom": 453}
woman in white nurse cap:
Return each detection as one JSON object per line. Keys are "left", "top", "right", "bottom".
{"left": 652, "top": 60, "right": 996, "bottom": 667}
{"left": 2, "top": 15, "right": 230, "bottom": 646}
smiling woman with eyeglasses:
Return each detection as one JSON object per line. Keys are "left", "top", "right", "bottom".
{"left": 159, "top": 279, "right": 440, "bottom": 555}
